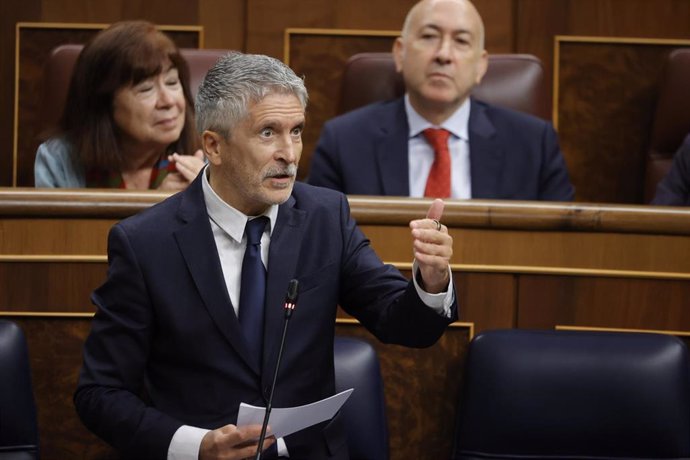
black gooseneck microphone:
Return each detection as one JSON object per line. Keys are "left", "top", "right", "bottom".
{"left": 255, "top": 279, "right": 299, "bottom": 459}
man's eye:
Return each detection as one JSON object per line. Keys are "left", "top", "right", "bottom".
{"left": 420, "top": 30, "right": 439, "bottom": 40}
{"left": 291, "top": 127, "right": 303, "bottom": 136}
{"left": 260, "top": 128, "right": 273, "bottom": 137}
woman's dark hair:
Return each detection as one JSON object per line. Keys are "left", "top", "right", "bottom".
{"left": 59, "top": 20, "right": 199, "bottom": 171}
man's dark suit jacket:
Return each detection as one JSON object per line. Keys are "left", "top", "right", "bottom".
{"left": 308, "top": 97, "right": 575, "bottom": 201}
{"left": 74, "top": 176, "right": 456, "bottom": 459}
{"left": 652, "top": 133, "right": 690, "bottom": 206}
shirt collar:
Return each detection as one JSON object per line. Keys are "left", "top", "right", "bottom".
{"left": 404, "top": 94, "right": 470, "bottom": 141}
{"left": 201, "top": 165, "right": 278, "bottom": 243}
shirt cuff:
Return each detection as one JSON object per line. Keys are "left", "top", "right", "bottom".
{"left": 412, "top": 260, "right": 454, "bottom": 318}
{"left": 168, "top": 425, "right": 209, "bottom": 460}
{"left": 277, "top": 437, "right": 289, "bottom": 457}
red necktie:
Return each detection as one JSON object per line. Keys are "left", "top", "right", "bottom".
{"left": 422, "top": 128, "right": 451, "bottom": 198}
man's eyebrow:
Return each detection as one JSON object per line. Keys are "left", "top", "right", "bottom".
{"left": 419, "top": 23, "right": 474, "bottom": 36}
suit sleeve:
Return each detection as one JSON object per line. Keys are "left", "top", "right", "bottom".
{"left": 538, "top": 123, "right": 575, "bottom": 201}
{"left": 74, "top": 224, "right": 182, "bottom": 460}
{"left": 307, "top": 122, "right": 345, "bottom": 192}
{"left": 651, "top": 134, "right": 690, "bottom": 206}
{"left": 335, "top": 194, "right": 457, "bottom": 347}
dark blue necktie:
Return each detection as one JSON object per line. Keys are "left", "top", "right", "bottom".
{"left": 239, "top": 216, "right": 268, "bottom": 368}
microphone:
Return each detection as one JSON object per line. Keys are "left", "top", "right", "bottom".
{"left": 255, "top": 279, "right": 299, "bottom": 459}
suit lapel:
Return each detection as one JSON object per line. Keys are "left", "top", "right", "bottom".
{"left": 376, "top": 99, "right": 410, "bottom": 196}
{"left": 174, "top": 177, "right": 257, "bottom": 373}
{"left": 468, "top": 100, "right": 503, "bottom": 199}
{"left": 262, "top": 195, "right": 306, "bottom": 377}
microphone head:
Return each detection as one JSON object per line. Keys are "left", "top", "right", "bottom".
{"left": 286, "top": 279, "right": 299, "bottom": 303}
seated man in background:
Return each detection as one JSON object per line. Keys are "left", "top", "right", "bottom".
{"left": 34, "top": 20, "right": 204, "bottom": 190}
{"left": 74, "top": 51, "right": 457, "bottom": 459}
{"left": 651, "top": 133, "right": 690, "bottom": 205}
{"left": 308, "top": 0, "right": 574, "bottom": 201}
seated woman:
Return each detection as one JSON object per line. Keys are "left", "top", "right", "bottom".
{"left": 35, "top": 20, "right": 204, "bottom": 189}
{"left": 651, "top": 133, "right": 690, "bottom": 206}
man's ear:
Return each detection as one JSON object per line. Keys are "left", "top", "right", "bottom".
{"left": 475, "top": 50, "right": 489, "bottom": 85}
{"left": 202, "top": 130, "right": 224, "bottom": 166}
{"left": 392, "top": 37, "right": 405, "bottom": 73}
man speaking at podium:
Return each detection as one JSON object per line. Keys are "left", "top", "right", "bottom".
{"left": 74, "top": 52, "right": 457, "bottom": 460}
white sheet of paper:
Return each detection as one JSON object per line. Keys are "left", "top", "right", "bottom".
{"left": 237, "top": 388, "right": 354, "bottom": 439}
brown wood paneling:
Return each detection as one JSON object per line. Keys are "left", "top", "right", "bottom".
{"left": 515, "top": 0, "right": 567, "bottom": 112}
{"left": 0, "top": 217, "right": 114, "bottom": 254}
{"left": 245, "top": 0, "right": 415, "bottom": 59}
{"left": 336, "top": 322, "right": 470, "bottom": 460}
{"left": 518, "top": 275, "right": 690, "bottom": 331}
{"left": 40, "top": 0, "right": 199, "bottom": 24}
{"left": 457, "top": 272, "right": 516, "bottom": 333}
{"left": 556, "top": 39, "right": 689, "bottom": 204}
{"left": 473, "top": 0, "right": 516, "bottom": 53}
{"left": 563, "top": 0, "right": 690, "bottom": 38}
{"left": 198, "top": 0, "right": 245, "bottom": 50}
{"left": 0, "top": 262, "right": 106, "bottom": 312}
{"left": 0, "top": 0, "right": 41, "bottom": 187}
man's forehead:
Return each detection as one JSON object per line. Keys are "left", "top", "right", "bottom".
{"left": 245, "top": 95, "right": 305, "bottom": 124}
{"left": 410, "top": 0, "right": 480, "bottom": 29}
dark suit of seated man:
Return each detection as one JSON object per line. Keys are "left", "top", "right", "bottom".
{"left": 74, "top": 52, "right": 457, "bottom": 460}
{"left": 308, "top": 0, "right": 574, "bottom": 202}
{"left": 651, "top": 133, "right": 690, "bottom": 206}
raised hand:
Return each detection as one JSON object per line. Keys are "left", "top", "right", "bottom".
{"left": 408, "top": 198, "right": 453, "bottom": 293}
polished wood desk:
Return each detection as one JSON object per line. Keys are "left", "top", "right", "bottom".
{"left": 1, "top": 189, "right": 689, "bottom": 459}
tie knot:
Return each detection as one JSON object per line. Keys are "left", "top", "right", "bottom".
{"left": 423, "top": 128, "right": 451, "bottom": 151}
{"left": 244, "top": 217, "right": 268, "bottom": 246}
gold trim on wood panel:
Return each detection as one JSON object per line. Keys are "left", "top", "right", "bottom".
{"left": 0, "top": 255, "right": 106, "bottom": 262}
{"left": 552, "top": 35, "right": 690, "bottom": 131}
{"left": 386, "top": 261, "right": 690, "bottom": 280}
{"left": 0, "top": 311, "right": 94, "bottom": 318}
{"left": 283, "top": 28, "right": 399, "bottom": 65}
{"left": 13, "top": 22, "right": 204, "bottom": 187}
{"left": 556, "top": 324, "right": 690, "bottom": 337}
{"left": 555, "top": 35, "right": 690, "bottom": 46}
{"left": 15, "top": 21, "right": 204, "bottom": 36}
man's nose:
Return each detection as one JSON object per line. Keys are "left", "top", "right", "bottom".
{"left": 435, "top": 36, "right": 453, "bottom": 63}
{"left": 276, "top": 134, "right": 298, "bottom": 163}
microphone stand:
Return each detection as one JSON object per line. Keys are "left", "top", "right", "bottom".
{"left": 255, "top": 279, "right": 299, "bottom": 460}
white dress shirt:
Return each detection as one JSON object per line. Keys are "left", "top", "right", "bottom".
{"left": 405, "top": 95, "right": 472, "bottom": 199}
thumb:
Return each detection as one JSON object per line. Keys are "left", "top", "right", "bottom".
{"left": 194, "top": 149, "right": 205, "bottom": 159}
{"left": 426, "top": 198, "right": 445, "bottom": 221}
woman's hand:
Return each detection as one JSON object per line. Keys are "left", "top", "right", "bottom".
{"left": 158, "top": 149, "right": 206, "bottom": 191}
{"left": 169, "top": 149, "right": 205, "bottom": 182}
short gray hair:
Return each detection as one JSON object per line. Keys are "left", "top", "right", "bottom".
{"left": 195, "top": 52, "right": 308, "bottom": 138}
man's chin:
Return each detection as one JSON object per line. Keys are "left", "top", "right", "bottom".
{"left": 263, "top": 185, "right": 294, "bottom": 205}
